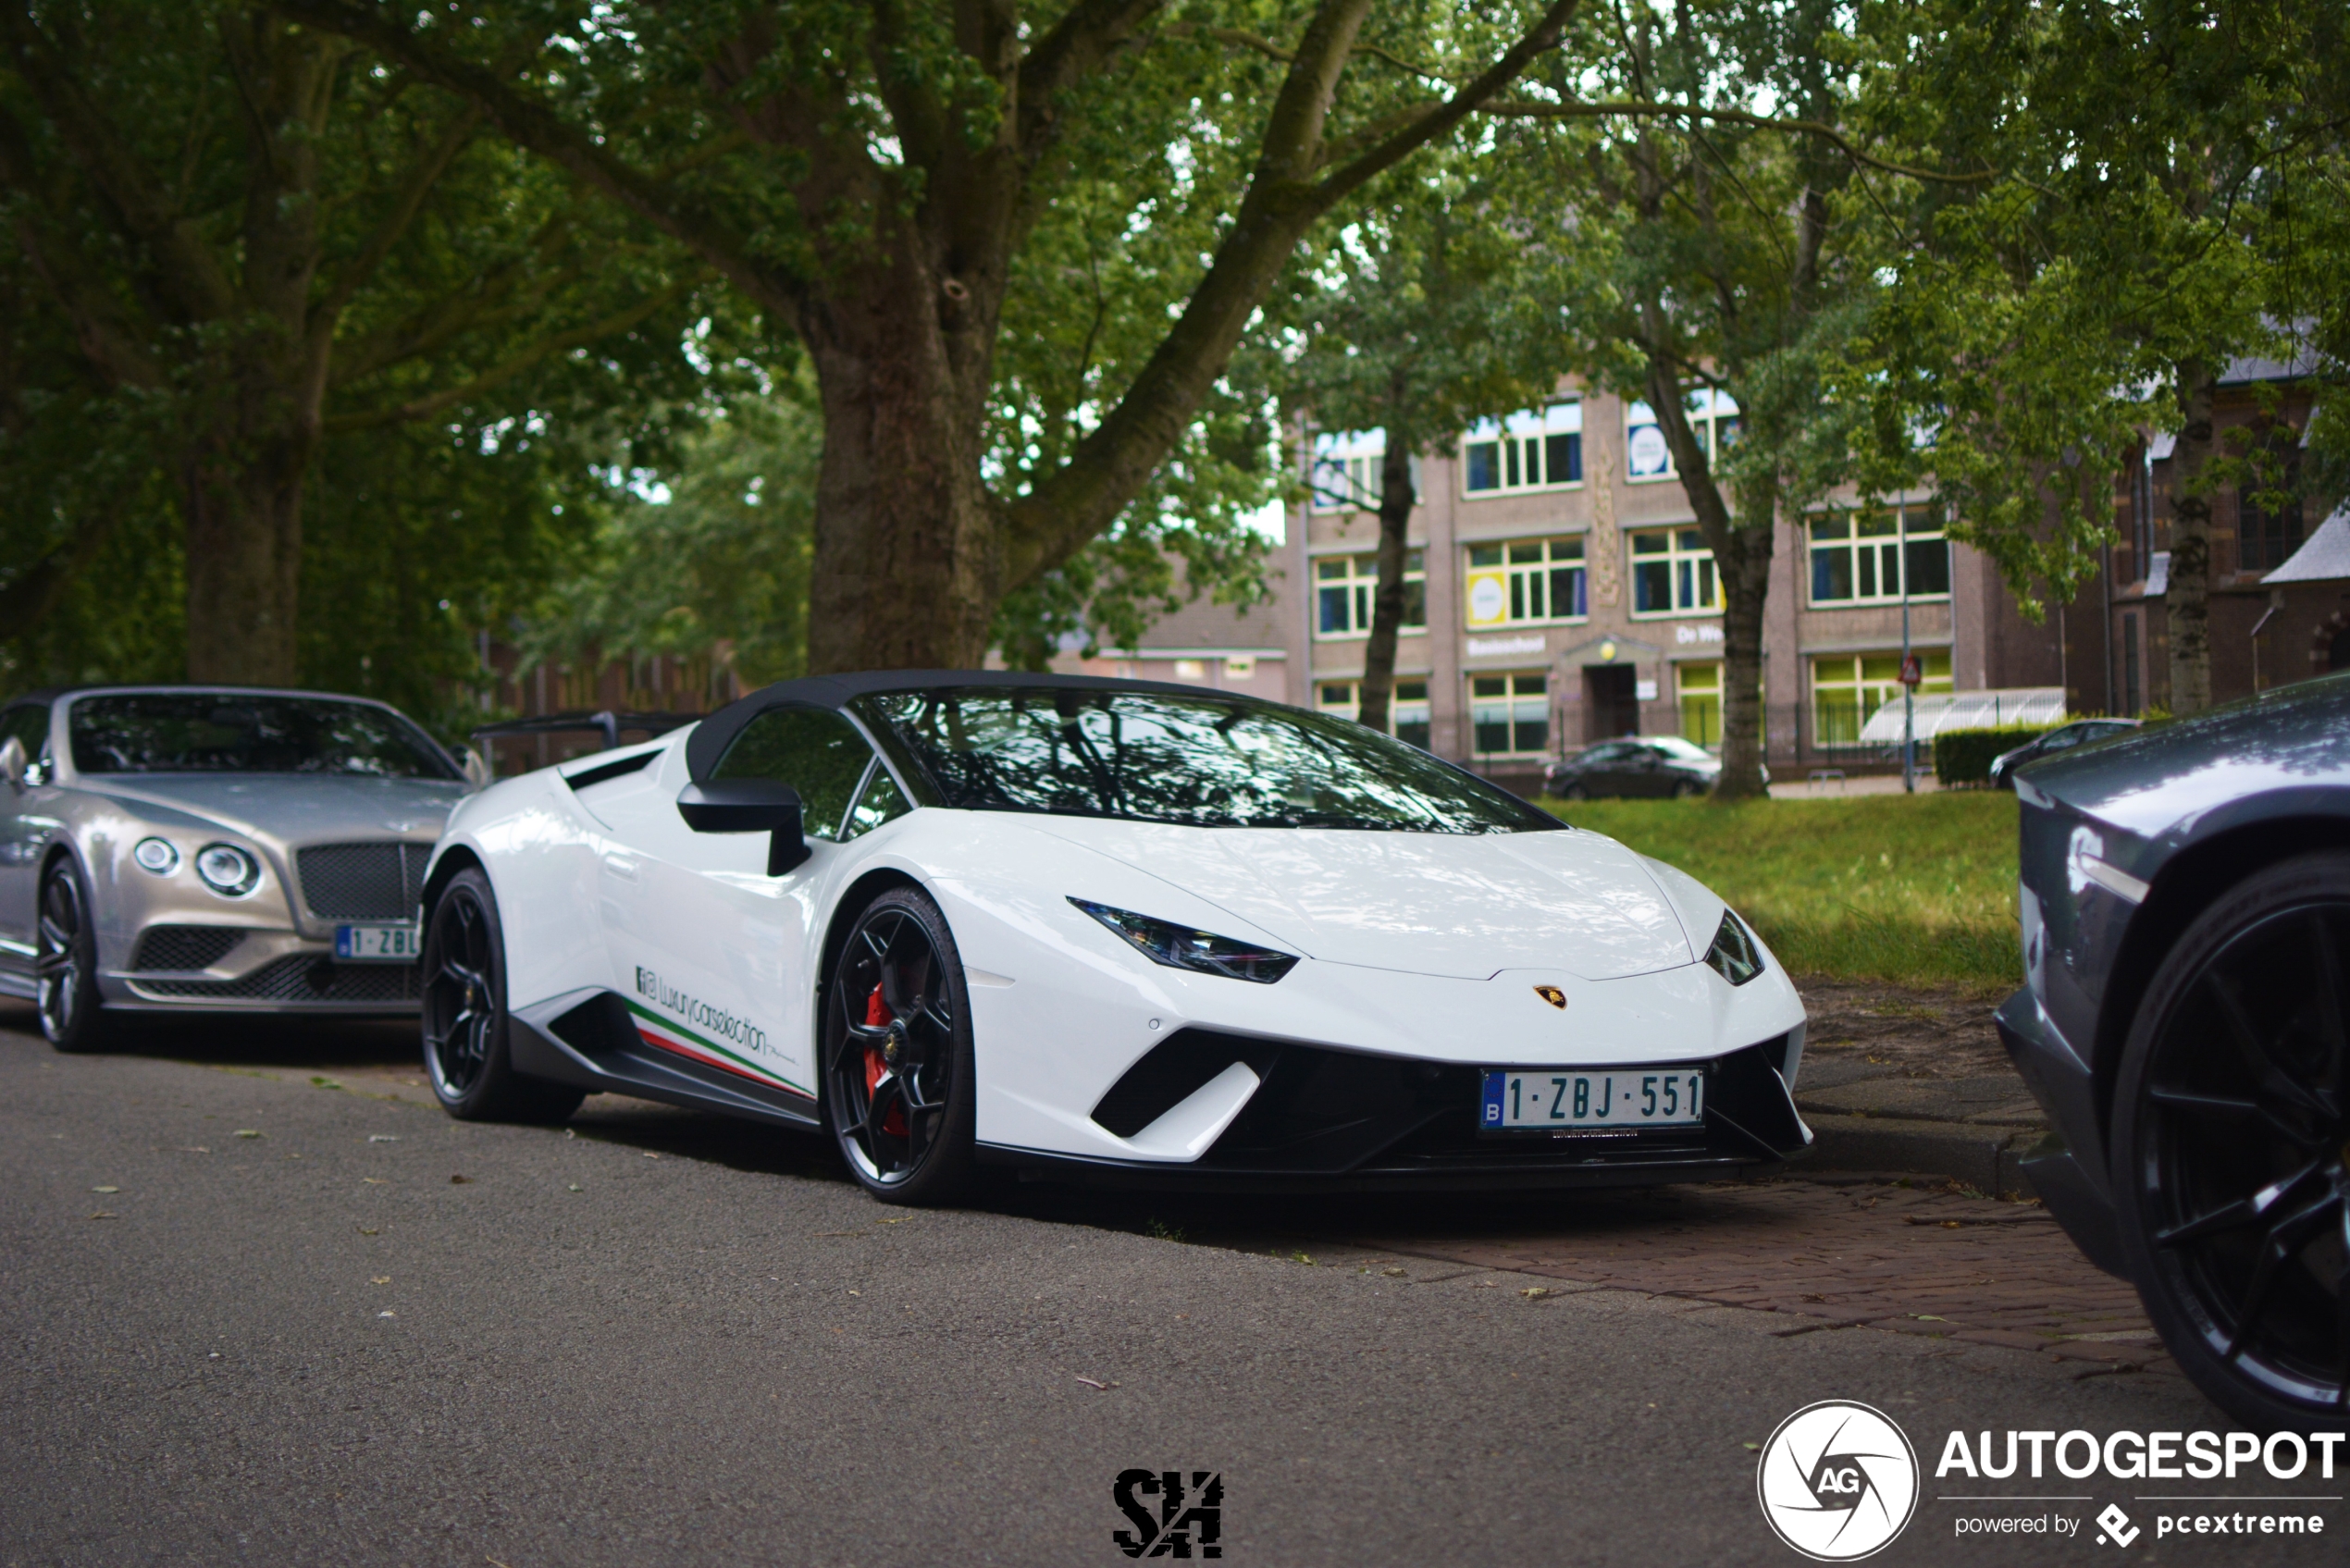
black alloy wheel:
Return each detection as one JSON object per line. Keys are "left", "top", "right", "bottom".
{"left": 1674, "top": 777, "right": 1707, "bottom": 799}
{"left": 1562, "top": 783, "right": 1589, "bottom": 801}
{"left": 420, "top": 868, "right": 582, "bottom": 1124}
{"left": 824, "top": 886, "right": 977, "bottom": 1204}
{"left": 35, "top": 858, "right": 107, "bottom": 1053}
{"left": 2112, "top": 850, "right": 2350, "bottom": 1432}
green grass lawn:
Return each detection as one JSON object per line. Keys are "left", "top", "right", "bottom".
{"left": 1540, "top": 791, "right": 2022, "bottom": 994}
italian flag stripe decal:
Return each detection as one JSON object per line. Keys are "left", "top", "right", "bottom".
{"left": 624, "top": 998, "right": 812, "bottom": 1100}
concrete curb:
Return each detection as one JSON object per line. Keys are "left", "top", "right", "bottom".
{"left": 1797, "top": 1112, "right": 2044, "bottom": 1199}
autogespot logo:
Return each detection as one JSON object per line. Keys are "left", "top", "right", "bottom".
{"left": 1757, "top": 1401, "right": 1922, "bottom": 1562}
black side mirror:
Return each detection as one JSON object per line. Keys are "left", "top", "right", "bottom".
{"left": 676, "top": 780, "right": 810, "bottom": 875}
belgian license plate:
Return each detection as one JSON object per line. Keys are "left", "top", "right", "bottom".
{"left": 335, "top": 923, "right": 418, "bottom": 963}
{"left": 1480, "top": 1067, "right": 1705, "bottom": 1130}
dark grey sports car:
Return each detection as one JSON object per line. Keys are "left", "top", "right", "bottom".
{"left": 1998, "top": 672, "right": 2350, "bottom": 1431}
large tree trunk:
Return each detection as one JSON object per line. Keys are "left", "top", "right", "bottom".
{"left": 800, "top": 258, "right": 1001, "bottom": 673}
{"left": 1642, "top": 357, "right": 1769, "bottom": 799}
{"left": 2163, "top": 362, "right": 2219, "bottom": 715}
{"left": 181, "top": 424, "right": 311, "bottom": 685}
{"left": 1354, "top": 429, "right": 1417, "bottom": 735}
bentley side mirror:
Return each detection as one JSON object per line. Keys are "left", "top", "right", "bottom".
{"left": 0, "top": 736, "right": 24, "bottom": 795}
{"left": 676, "top": 779, "right": 810, "bottom": 876}
{"left": 458, "top": 746, "right": 493, "bottom": 790}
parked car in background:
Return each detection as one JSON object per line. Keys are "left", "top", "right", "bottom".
{"left": 1547, "top": 735, "right": 1748, "bottom": 799}
{"left": 1987, "top": 717, "right": 2140, "bottom": 789}
{"left": 1997, "top": 672, "right": 2350, "bottom": 1431}
{"left": 0, "top": 686, "right": 484, "bottom": 1052}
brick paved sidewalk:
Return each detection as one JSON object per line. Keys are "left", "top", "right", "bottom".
{"left": 1330, "top": 1176, "right": 2171, "bottom": 1378}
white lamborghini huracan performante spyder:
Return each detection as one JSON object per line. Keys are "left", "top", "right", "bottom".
{"left": 418, "top": 673, "right": 1811, "bottom": 1204}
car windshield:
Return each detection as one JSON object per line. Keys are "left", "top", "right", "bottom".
{"left": 855, "top": 686, "right": 1559, "bottom": 833}
{"left": 1647, "top": 735, "right": 1715, "bottom": 761}
{"left": 69, "top": 693, "right": 457, "bottom": 779}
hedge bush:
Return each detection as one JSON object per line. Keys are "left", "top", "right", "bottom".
{"left": 1934, "top": 724, "right": 2049, "bottom": 787}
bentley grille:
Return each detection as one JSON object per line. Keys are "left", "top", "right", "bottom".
{"left": 295, "top": 842, "right": 430, "bottom": 921}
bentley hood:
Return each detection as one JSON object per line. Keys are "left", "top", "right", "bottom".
{"left": 80, "top": 773, "right": 464, "bottom": 843}
{"left": 1030, "top": 818, "right": 1696, "bottom": 982}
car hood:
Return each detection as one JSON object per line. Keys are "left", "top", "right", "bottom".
{"left": 78, "top": 773, "right": 464, "bottom": 842}
{"left": 2023, "top": 673, "right": 2350, "bottom": 841}
{"left": 1028, "top": 818, "right": 1695, "bottom": 982}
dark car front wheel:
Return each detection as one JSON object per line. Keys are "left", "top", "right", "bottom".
{"left": 421, "top": 868, "right": 583, "bottom": 1124}
{"left": 2110, "top": 849, "right": 2350, "bottom": 1432}
{"left": 823, "top": 886, "right": 978, "bottom": 1205}
{"left": 35, "top": 858, "right": 108, "bottom": 1054}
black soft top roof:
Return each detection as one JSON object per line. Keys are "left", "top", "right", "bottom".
{"left": 686, "top": 669, "right": 1288, "bottom": 781}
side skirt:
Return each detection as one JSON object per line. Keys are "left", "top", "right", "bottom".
{"left": 509, "top": 989, "right": 821, "bottom": 1132}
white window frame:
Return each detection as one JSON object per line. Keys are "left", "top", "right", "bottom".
{"left": 1463, "top": 536, "right": 1588, "bottom": 629}
{"left": 1308, "top": 430, "right": 1386, "bottom": 513}
{"left": 1460, "top": 401, "right": 1583, "bottom": 498}
{"left": 1467, "top": 671, "right": 1551, "bottom": 758}
{"left": 1317, "top": 678, "right": 1433, "bottom": 747}
{"left": 1810, "top": 650, "right": 1953, "bottom": 746}
{"left": 1807, "top": 502, "right": 1951, "bottom": 607}
{"left": 1312, "top": 550, "right": 1427, "bottom": 640}
{"left": 1627, "top": 527, "right": 1721, "bottom": 618}
{"left": 1625, "top": 390, "right": 1740, "bottom": 484}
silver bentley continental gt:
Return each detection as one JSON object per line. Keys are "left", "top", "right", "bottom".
{"left": 0, "top": 686, "right": 485, "bottom": 1051}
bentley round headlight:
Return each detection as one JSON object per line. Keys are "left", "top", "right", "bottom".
{"left": 132, "top": 837, "right": 179, "bottom": 874}
{"left": 194, "top": 844, "right": 260, "bottom": 896}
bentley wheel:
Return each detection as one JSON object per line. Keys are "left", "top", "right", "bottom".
{"left": 2111, "top": 850, "right": 2350, "bottom": 1431}
{"left": 421, "top": 868, "right": 582, "bottom": 1124}
{"left": 1563, "top": 784, "right": 1589, "bottom": 801}
{"left": 35, "top": 858, "right": 107, "bottom": 1054}
{"left": 824, "top": 886, "right": 977, "bottom": 1204}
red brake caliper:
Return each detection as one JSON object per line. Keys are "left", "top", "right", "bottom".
{"left": 863, "top": 982, "right": 908, "bottom": 1137}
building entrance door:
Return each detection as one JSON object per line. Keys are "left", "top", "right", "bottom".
{"left": 1586, "top": 666, "right": 1640, "bottom": 740}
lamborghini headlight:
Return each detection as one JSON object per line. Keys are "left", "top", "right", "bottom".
{"left": 1703, "top": 907, "right": 1763, "bottom": 985}
{"left": 194, "top": 843, "right": 261, "bottom": 896}
{"left": 1069, "top": 897, "right": 1300, "bottom": 984}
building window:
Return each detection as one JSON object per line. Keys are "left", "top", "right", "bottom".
{"left": 1317, "top": 679, "right": 1432, "bottom": 748}
{"left": 1677, "top": 662, "right": 1721, "bottom": 748}
{"left": 1462, "top": 402, "right": 1582, "bottom": 495}
{"left": 1630, "top": 528, "right": 1719, "bottom": 616}
{"left": 1464, "top": 537, "right": 1587, "bottom": 627}
{"left": 1625, "top": 390, "right": 1739, "bottom": 483}
{"left": 1309, "top": 430, "right": 1385, "bottom": 513}
{"left": 1470, "top": 673, "right": 1548, "bottom": 756}
{"left": 2238, "top": 452, "right": 2303, "bottom": 573}
{"left": 1810, "top": 651, "right": 1951, "bottom": 746}
{"left": 1809, "top": 504, "right": 1949, "bottom": 605}
{"left": 1314, "top": 551, "right": 1426, "bottom": 638}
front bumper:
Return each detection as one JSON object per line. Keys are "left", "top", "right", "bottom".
{"left": 1995, "top": 987, "right": 2126, "bottom": 1277}
{"left": 102, "top": 926, "right": 420, "bottom": 1013}
{"left": 981, "top": 1031, "right": 1811, "bottom": 1191}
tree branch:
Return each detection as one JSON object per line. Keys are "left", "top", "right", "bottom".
{"left": 322, "top": 274, "right": 700, "bottom": 433}
{"left": 275, "top": 0, "right": 798, "bottom": 317}
{"left": 1481, "top": 97, "right": 1996, "bottom": 184}
{"left": 313, "top": 102, "right": 485, "bottom": 331}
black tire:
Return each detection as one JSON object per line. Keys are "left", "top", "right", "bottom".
{"left": 822, "top": 885, "right": 978, "bottom": 1205}
{"left": 35, "top": 857, "right": 108, "bottom": 1054}
{"left": 1563, "top": 783, "right": 1589, "bottom": 801}
{"left": 2109, "top": 849, "right": 2350, "bottom": 1432}
{"left": 420, "top": 868, "right": 583, "bottom": 1124}
{"left": 1674, "top": 778, "right": 1706, "bottom": 799}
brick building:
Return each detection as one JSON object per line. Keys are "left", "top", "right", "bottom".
{"left": 1257, "top": 383, "right": 2126, "bottom": 789}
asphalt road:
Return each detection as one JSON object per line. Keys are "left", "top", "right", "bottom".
{"left": 1, "top": 1012, "right": 2333, "bottom": 1567}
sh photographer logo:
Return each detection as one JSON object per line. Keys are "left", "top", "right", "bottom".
{"left": 1757, "top": 1401, "right": 1921, "bottom": 1562}
{"left": 1113, "top": 1469, "right": 1222, "bottom": 1559}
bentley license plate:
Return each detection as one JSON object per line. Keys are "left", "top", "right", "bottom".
{"left": 1479, "top": 1067, "right": 1705, "bottom": 1130}
{"left": 335, "top": 923, "right": 419, "bottom": 963}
